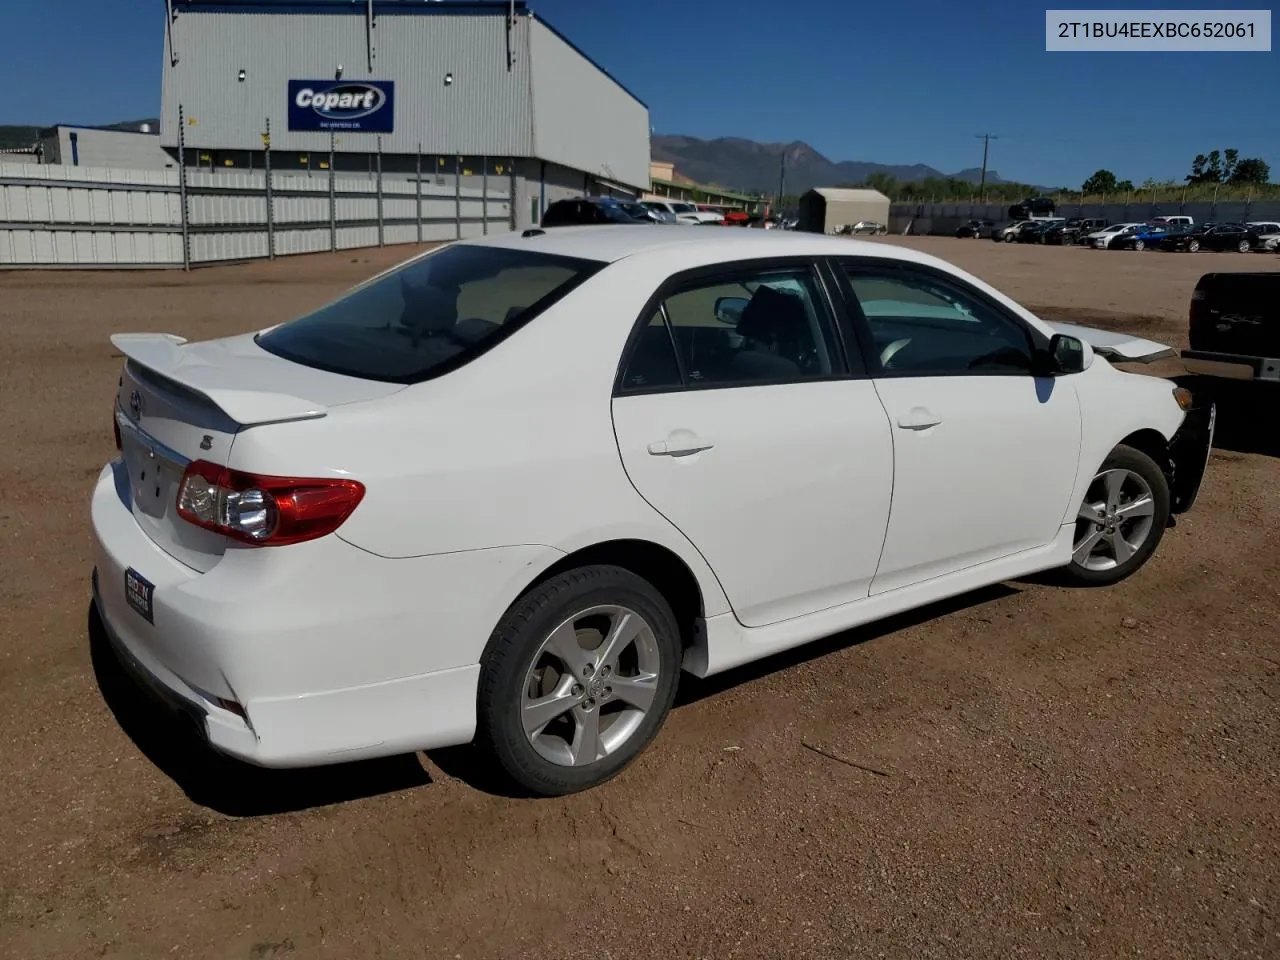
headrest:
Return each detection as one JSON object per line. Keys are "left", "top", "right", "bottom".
{"left": 737, "top": 285, "right": 810, "bottom": 342}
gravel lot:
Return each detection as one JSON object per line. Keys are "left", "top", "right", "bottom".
{"left": 1, "top": 238, "right": 1277, "bottom": 960}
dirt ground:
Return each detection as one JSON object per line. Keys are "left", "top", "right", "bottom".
{"left": 1, "top": 238, "right": 1277, "bottom": 960}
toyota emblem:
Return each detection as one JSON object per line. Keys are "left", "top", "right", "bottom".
{"left": 129, "top": 390, "right": 144, "bottom": 421}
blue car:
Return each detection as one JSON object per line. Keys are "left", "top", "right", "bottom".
{"left": 1109, "top": 223, "right": 1173, "bottom": 251}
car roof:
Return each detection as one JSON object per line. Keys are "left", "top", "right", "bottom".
{"left": 459, "top": 224, "right": 936, "bottom": 266}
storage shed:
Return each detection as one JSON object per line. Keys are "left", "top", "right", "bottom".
{"left": 798, "top": 187, "right": 891, "bottom": 234}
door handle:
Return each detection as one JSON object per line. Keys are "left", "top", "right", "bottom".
{"left": 896, "top": 408, "right": 942, "bottom": 430}
{"left": 648, "top": 436, "right": 715, "bottom": 456}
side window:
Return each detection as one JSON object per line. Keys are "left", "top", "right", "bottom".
{"left": 842, "top": 266, "right": 1035, "bottom": 376}
{"left": 619, "top": 309, "right": 682, "bottom": 391}
{"left": 659, "top": 266, "right": 842, "bottom": 387}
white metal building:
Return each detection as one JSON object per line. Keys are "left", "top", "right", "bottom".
{"left": 36, "top": 125, "right": 176, "bottom": 170}
{"left": 798, "top": 187, "right": 891, "bottom": 234}
{"left": 160, "top": 0, "right": 651, "bottom": 228}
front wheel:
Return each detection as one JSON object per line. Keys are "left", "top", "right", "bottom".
{"left": 1133, "top": 239, "right": 1145, "bottom": 251}
{"left": 1237, "top": 239, "right": 1251, "bottom": 253}
{"left": 1063, "top": 445, "right": 1170, "bottom": 586}
{"left": 475, "top": 565, "right": 682, "bottom": 795}
{"left": 1188, "top": 239, "right": 1201, "bottom": 253}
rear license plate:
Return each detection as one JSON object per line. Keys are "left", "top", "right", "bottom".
{"left": 124, "top": 567, "right": 155, "bottom": 624}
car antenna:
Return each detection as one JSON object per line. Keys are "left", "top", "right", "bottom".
{"left": 522, "top": 228, "right": 545, "bottom": 238}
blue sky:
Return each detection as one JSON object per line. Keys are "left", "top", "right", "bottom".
{"left": 1, "top": 0, "right": 1276, "bottom": 187}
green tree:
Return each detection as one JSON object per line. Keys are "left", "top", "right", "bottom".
{"left": 1081, "top": 169, "right": 1118, "bottom": 194}
{"left": 1116, "top": 179, "right": 1135, "bottom": 193}
{"left": 1230, "top": 158, "right": 1271, "bottom": 184}
{"left": 1222, "top": 149, "right": 1240, "bottom": 182}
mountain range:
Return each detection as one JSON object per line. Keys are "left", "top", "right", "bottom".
{"left": 651, "top": 135, "right": 1009, "bottom": 195}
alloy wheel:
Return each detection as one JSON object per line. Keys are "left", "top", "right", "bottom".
{"left": 1073, "top": 468, "right": 1157, "bottom": 571}
{"left": 520, "top": 604, "right": 662, "bottom": 767}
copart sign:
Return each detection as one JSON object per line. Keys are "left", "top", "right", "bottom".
{"left": 287, "top": 80, "right": 395, "bottom": 132}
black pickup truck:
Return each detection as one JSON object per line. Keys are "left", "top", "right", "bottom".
{"left": 1181, "top": 272, "right": 1280, "bottom": 385}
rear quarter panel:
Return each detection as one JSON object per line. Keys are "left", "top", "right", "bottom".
{"left": 224, "top": 254, "right": 735, "bottom": 618}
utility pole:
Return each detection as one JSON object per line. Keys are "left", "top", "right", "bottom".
{"left": 776, "top": 152, "right": 786, "bottom": 219}
{"left": 975, "top": 133, "right": 998, "bottom": 203}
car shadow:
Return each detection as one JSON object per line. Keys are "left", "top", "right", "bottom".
{"left": 1175, "top": 374, "right": 1280, "bottom": 459}
{"left": 430, "top": 583, "right": 1020, "bottom": 797}
{"left": 674, "top": 583, "right": 1018, "bottom": 707}
{"left": 94, "top": 584, "right": 1021, "bottom": 807}
{"left": 88, "top": 603, "right": 433, "bottom": 818}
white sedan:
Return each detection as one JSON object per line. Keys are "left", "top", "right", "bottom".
{"left": 1087, "top": 222, "right": 1146, "bottom": 248}
{"left": 91, "top": 227, "right": 1215, "bottom": 795}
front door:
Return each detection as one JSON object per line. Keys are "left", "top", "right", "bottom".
{"left": 835, "top": 259, "right": 1083, "bottom": 595}
{"left": 610, "top": 260, "right": 895, "bottom": 628}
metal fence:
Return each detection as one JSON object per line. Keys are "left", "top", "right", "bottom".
{"left": 889, "top": 199, "right": 1280, "bottom": 237}
{"left": 0, "top": 150, "right": 513, "bottom": 269}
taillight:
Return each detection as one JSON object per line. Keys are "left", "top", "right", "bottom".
{"left": 175, "top": 460, "right": 365, "bottom": 547}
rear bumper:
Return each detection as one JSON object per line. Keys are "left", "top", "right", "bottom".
{"left": 89, "top": 460, "right": 553, "bottom": 768}
{"left": 1182, "top": 350, "right": 1280, "bottom": 383}
{"left": 1167, "top": 403, "right": 1216, "bottom": 515}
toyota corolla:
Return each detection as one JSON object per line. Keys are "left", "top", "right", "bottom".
{"left": 90, "top": 227, "right": 1215, "bottom": 795}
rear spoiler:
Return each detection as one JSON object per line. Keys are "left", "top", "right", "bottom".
{"left": 110, "top": 333, "right": 329, "bottom": 426}
{"left": 1044, "top": 321, "right": 1177, "bottom": 364}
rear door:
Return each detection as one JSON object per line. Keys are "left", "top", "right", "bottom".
{"left": 832, "top": 257, "right": 1082, "bottom": 594}
{"left": 610, "top": 258, "right": 895, "bottom": 628}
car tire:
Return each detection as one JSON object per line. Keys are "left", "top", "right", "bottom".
{"left": 1133, "top": 239, "right": 1145, "bottom": 251}
{"left": 475, "top": 564, "right": 682, "bottom": 796}
{"left": 1062, "top": 444, "right": 1170, "bottom": 587}
{"left": 1188, "top": 239, "right": 1200, "bottom": 253}
{"left": 1004, "top": 233, "right": 1015, "bottom": 243}
{"left": 1237, "top": 239, "right": 1251, "bottom": 253}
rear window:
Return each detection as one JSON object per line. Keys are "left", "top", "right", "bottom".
{"left": 255, "top": 244, "right": 603, "bottom": 383}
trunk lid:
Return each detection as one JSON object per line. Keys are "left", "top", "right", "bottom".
{"left": 1189, "top": 272, "right": 1280, "bottom": 356}
{"left": 112, "top": 331, "right": 403, "bottom": 572}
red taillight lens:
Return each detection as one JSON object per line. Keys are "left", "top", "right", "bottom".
{"left": 175, "top": 460, "right": 365, "bottom": 547}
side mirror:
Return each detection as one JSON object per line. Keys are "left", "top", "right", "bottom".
{"left": 1048, "top": 333, "right": 1092, "bottom": 374}
{"left": 714, "top": 296, "right": 749, "bottom": 325}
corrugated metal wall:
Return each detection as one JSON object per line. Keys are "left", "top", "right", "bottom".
{"left": 163, "top": 8, "right": 534, "bottom": 156}
{"left": 54, "top": 128, "right": 176, "bottom": 171}
{"left": 528, "top": 19, "right": 649, "bottom": 190}
{"left": 0, "top": 161, "right": 511, "bottom": 267}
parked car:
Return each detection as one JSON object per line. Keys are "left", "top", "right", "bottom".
{"left": 1109, "top": 223, "right": 1173, "bottom": 251}
{"left": 992, "top": 220, "right": 1036, "bottom": 242}
{"left": 1008, "top": 196, "right": 1057, "bottom": 219}
{"left": 617, "top": 199, "right": 669, "bottom": 223}
{"left": 1087, "top": 222, "right": 1146, "bottom": 249}
{"left": 1015, "top": 219, "right": 1066, "bottom": 243}
{"left": 91, "top": 229, "right": 1213, "bottom": 796}
{"left": 641, "top": 200, "right": 701, "bottom": 224}
{"left": 955, "top": 218, "right": 995, "bottom": 238}
{"left": 542, "top": 197, "right": 653, "bottom": 227}
{"left": 1181, "top": 271, "right": 1280, "bottom": 385}
{"left": 1055, "top": 218, "right": 1109, "bottom": 245}
{"left": 1246, "top": 222, "right": 1280, "bottom": 250}
{"left": 1159, "top": 222, "right": 1261, "bottom": 253}
{"left": 1150, "top": 215, "right": 1194, "bottom": 229}
{"left": 1039, "top": 218, "right": 1096, "bottom": 245}
{"left": 1252, "top": 229, "right": 1280, "bottom": 252}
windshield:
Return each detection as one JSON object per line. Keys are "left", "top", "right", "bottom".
{"left": 671, "top": 203, "right": 696, "bottom": 214}
{"left": 256, "top": 244, "right": 603, "bottom": 383}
